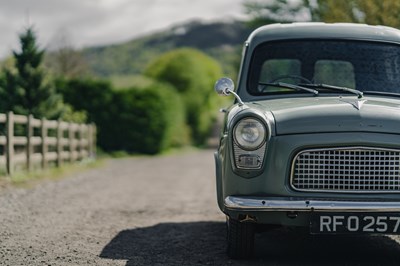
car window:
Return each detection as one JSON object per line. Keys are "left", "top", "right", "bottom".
{"left": 258, "top": 59, "right": 301, "bottom": 93}
{"left": 314, "top": 60, "right": 355, "bottom": 88}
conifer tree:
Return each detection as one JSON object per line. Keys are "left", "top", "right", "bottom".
{"left": 0, "top": 27, "right": 64, "bottom": 118}
{"left": 0, "top": 69, "right": 23, "bottom": 114}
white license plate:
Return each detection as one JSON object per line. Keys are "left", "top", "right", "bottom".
{"left": 310, "top": 213, "right": 400, "bottom": 234}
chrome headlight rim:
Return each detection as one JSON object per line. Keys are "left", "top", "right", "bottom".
{"left": 233, "top": 117, "right": 267, "bottom": 151}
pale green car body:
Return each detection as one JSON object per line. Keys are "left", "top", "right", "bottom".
{"left": 215, "top": 23, "right": 400, "bottom": 230}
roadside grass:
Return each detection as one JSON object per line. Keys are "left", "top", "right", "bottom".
{"left": 0, "top": 145, "right": 208, "bottom": 189}
{"left": 106, "top": 145, "right": 203, "bottom": 158}
{"left": 0, "top": 158, "right": 104, "bottom": 189}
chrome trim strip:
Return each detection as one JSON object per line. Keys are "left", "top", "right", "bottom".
{"left": 290, "top": 146, "right": 400, "bottom": 193}
{"left": 224, "top": 196, "right": 400, "bottom": 212}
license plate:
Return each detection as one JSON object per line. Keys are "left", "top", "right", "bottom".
{"left": 310, "top": 213, "right": 400, "bottom": 235}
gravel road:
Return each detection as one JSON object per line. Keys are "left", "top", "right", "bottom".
{"left": 1, "top": 149, "right": 400, "bottom": 265}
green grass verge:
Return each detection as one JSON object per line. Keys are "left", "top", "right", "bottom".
{"left": 0, "top": 159, "right": 104, "bottom": 188}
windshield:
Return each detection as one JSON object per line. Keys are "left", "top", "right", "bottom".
{"left": 248, "top": 40, "right": 400, "bottom": 95}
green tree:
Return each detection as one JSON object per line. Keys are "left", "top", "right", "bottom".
{"left": 0, "top": 27, "right": 64, "bottom": 118}
{"left": 0, "top": 70, "right": 23, "bottom": 114}
{"left": 45, "top": 30, "right": 90, "bottom": 79}
{"left": 244, "top": 0, "right": 400, "bottom": 28}
{"left": 244, "top": 0, "right": 307, "bottom": 26}
{"left": 145, "top": 48, "right": 223, "bottom": 145}
{"left": 356, "top": 0, "right": 400, "bottom": 27}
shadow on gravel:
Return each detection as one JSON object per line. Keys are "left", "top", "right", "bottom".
{"left": 100, "top": 221, "right": 400, "bottom": 266}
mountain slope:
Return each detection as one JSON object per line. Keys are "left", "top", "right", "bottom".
{"left": 82, "top": 20, "right": 251, "bottom": 78}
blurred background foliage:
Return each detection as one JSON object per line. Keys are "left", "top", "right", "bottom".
{"left": 145, "top": 48, "right": 223, "bottom": 145}
{"left": 57, "top": 77, "right": 189, "bottom": 154}
{"left": 1, "top": 0, "right": 399, "bottom": 154}
{"left": 244, "top": 0, "right": 400, "bottom": 28}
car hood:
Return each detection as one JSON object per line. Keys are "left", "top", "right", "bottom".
{"left": 250, "top": 96, "right": 400, "bottom": 135}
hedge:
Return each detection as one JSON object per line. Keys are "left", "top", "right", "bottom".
{"left": 104, "top": 82, "right": 188, "bottom": 154}
{"left": 57, "top": 78, "right": 188, "bottom": 154}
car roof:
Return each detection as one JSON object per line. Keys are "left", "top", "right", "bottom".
{"left": 247, "top": 23, "right": 400, "bottom": 48}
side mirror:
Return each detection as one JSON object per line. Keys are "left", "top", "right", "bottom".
{"left": 214, "top": 77, "right": 244, "bottom": 106}
{"left": 214, "top": 77, "right": 235, "bottom": 96}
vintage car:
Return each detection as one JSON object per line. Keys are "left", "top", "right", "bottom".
{"left": 214, "top": 22, "right": 400, "bottom": 258}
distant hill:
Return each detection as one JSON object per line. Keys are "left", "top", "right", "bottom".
{"left": 82, "top": 20, "right": 252, "bottom": 78}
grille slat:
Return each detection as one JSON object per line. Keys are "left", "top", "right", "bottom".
{"left": 291, "top": 147, "right": 400, "bottom": 193}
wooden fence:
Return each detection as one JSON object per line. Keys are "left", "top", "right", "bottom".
{"left": 0, "top": 111, "right": 96, "bottom": 176}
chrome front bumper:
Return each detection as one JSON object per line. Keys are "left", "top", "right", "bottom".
{"left": 225, "top": 196, "right": 400, "bottom": 212}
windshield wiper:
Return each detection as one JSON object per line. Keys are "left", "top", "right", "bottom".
{"left": 299, "top": 83, "right": 363, "bottom": 99}
{"left": 259, "top": 82, "right": 319, "bottom": 96}
{"left": 363, "top": 91, "right": 400, "bottom": 97}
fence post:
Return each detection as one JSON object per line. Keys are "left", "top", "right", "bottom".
{"left": 87, "top": 124, "right": 92, "bottom": 158}
{"left": 41, "top": 118, "right": 47, "bottom": 169}
{"left": 88, "top": 124, "right": 96, "bottom": 158}
{"left": 6, "top": 111, "right": 14, "bottom": 176}
{"left": 80, "top": 124, "right": 86, "bottom": 159}
{"left": 69, "top": 123, "right": 74, "bottom": 163}
{"left": 56, "top": 119, "right": 62, "bottom": 167}
{"left": 27, "top": 114, "right": 33, "bottom": 172}
{"left": 77, "top": 124, "right": 81, "bottom": 160}
{"left": 92, "top": 124, "right": 97, "bottom": 158}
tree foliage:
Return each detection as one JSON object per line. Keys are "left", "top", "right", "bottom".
{"left": 107, "top": 83, "right": 188, "bottom": 154}
{"left": 45, "top": 30, "right": 90, "bottom": 79}
{"left": 244, "top": 0, "right": 307, "bottom": 26}
{"left": 45, "top": 47, "right": 89, "bottom": 79}
{"left": 0, "top": 27, "right": 65, "bottom": 119}
{"left": 0, "top": 70, "right": 22, "bottom": 113}
{"left": 56, "top": 78, "right": 114, "bottom": 148}
{"left": 57, "top": 78, "right": 188, "bottom": 154}
{"left": 145, "top": 48, "right": 223, "bottom": 145}
{"left": 357, "top": 0, "right": 400, "bottom": 27}
{"left": 244, "top": 0, "right": 400, "bottom": 28}
{"left": 56, "top": 78, "right": 113, "bottom": 123}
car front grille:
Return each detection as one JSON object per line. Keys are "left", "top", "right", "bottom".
{"left": 291, "top": 147, "right": 400, "bottom": 193}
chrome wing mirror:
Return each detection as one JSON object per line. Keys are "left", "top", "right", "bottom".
{"left": 214, "top": 78, "right": 244, "bottom": 106}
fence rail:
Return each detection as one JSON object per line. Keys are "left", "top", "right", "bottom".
{"left": 0, "top": 111, "right": 96, "bottom": 176}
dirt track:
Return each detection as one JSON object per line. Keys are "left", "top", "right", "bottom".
{"left": 1, "top": 149, "right": 400, "bottom": 265}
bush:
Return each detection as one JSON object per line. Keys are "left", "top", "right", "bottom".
{"left": 57, "top": 78, "right": 188, "bottom": 154}
{"left": 104, "top": 82, "right": 188, "bottom": 154}
{"left": 145, "top": 48, "right": 223, "bottom": 145}
{"left": 56, "top": 78, "right": 114, "bottom": 149}
{"left": 56, "top": 78, "right": 114, "bottom": 123}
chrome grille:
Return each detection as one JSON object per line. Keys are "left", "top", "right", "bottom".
{"left": 291, "top": 147, "right": 400, "bottom": 193}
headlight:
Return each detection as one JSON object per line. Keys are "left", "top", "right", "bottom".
{"left": 234, "top": 118, "right": 266, "bottom": 150}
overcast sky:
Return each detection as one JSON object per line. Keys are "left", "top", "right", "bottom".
{"left": 0, "top": 0, "right": 246, "bottom": 58}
